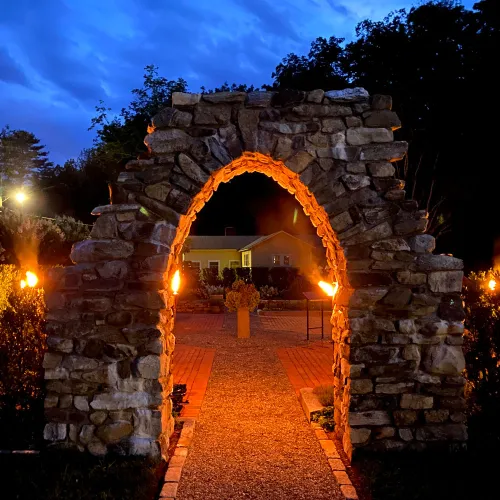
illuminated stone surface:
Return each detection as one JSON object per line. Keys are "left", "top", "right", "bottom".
{"left": 44, "top": 88, "right": 466, "bottom": 459}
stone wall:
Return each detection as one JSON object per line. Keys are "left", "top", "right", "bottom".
{"left": 43, "top": 87, "right": 466, "bottom": 460}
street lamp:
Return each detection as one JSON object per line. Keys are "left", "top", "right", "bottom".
{"left": 15, "top": 191, "right": 27, "bottom": 204}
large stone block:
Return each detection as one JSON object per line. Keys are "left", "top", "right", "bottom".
{"left": 246, "top": 91, "right": 274, "bottom": 107}
{"left": 202, "top": 91, "right": 247, "bottom": 104}
{"left": 70, "top": 240, "right": 134, "bottom": 263}
{"left": 194, "top": 104, "right": 231, "bottom": 126}
{"left": 416, "top": 255, "right": 463, "bottom": 271}
{"left": 423, "top": 344, "right": 465, "bottom": 375}
{"left": 325, "top": 88, "right": 369, "bottom": 103}
{"left": 408, "top": 234, "right": 436, "bottom": 253}
{"left": 96, "top": 422, "right": 134, "bottom": 444}
{"left": 145, "top": 129, "right": 193, "bottom": 154}
{"left": 346, "top": 127, "right": 393, "bottom": 146}
{"left": 90, "top": 392, "right": 161, "bottom": 410}
{"left": 428, "top": 271, "right": 464, "bottom": 293}
{"left": 400, "top": 394, "right": 433, "bottom": 410}
{"left": 152, "top": 107, "right": 192, "bottom": 129}
{"left": 364, "top": 110, "right": 401, "bottom": 130}
{"left": 349, "top": 411, "right": 391, "bottom": 426}
{"left": 172, "top": 92, "right": 201, "bottom": 107}
{"left": 350, "top": 427, "right": 371, "bottom": 444}
{"left": 135, "top": 355, "right": 160, "bottom": 379}
{"left": 415, "top": 424, "right": 467, "bottom": 441}
{"left": 359, "top": 142, "right": 408, "bottom": 161}
{"left": 292, "top": 104, "right": 352, "bottom": 117}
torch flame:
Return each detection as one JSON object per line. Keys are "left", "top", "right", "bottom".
{"left": 489, "top": 279, "right": 496, "bottom": 291}
{"left": 20, "top": 271, "right": 38, "bottom": 289}
{"left": 171, "top": 270, "right": 181, "bottom": 295}
{"left": 318, "top": 281, "right": 339, "bottom": 297}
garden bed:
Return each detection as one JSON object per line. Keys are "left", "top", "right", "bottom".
{"left": 176, "top": 299, "right": 224, "bottom": 314}
{"left": 0, "top": 452, "right": 167, "bottom": 500}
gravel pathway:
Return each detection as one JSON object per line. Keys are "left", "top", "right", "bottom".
{"left": 175, "top": 314, "right": 342, "bottom": 500}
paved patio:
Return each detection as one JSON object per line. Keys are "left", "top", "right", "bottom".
{"left": 172, "top": 313, "right": 342, "bottom": 500}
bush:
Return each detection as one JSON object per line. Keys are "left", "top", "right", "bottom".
{"left": 235, "top": 267, "right": 251, "bottom": 283}
{"left": 201, "top": 267, "right": 222, "bottom": 286}
{"left": 313, "top": 384, "right": 335, "bottom": 406}
{"left": 225, "top": 280, "right": 260, "bottom": 312}
{"left": 181, "top": 262, "right": 202, "bottom": 292}
{"left": 0, "top": 265, "right": 46, "bottom": 448}
{"left": 270, "top": 267, "right": 298, "bottom": 291}
{"left": 0, "top": 210, "right": 89, "bottom": 267}
{"left": 311, "top": 406, "right": 335, "bottom": 432}
{"left": 463, "top": 269, "right": 500, "bottom": 441}
{"left": 251, "top": 267, "right": 270, "bottom": 288}
{"left": 259, "top": 285, "right": 279, "bottom": 299}
{"left": 206, "top": 285, "right": 224, "bottom": 296}
{"left": 282, "top": 275, "right": 312, "bottom": 300}
{"left": 221, "top": 267, "right": 236, "bottom": 288}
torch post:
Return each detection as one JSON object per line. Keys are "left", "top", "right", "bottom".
{"left": 303, "top": 291, "right": 326, "bottom": 342}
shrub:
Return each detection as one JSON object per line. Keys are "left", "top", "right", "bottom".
{"left": 282, "top": 275, "right": 311, "bottom": 300}
{"left": 259, "top": 285, "right": 279, "bottom": 299}
{"left": 270, "top": 267, "right": 299, "bottom": 291}
{"left": 181, "top": 262, "right": 202, "bottom": 294}
{"left": 313, "top": 384, "right": 335, "bottom": 406}
{"left": 225, "top": 280, "right": 260, "bottom": 312}
{"left": 0, "top": 211, "right": 89, "bottom": 267}
{"left": 0, "top": 265, "right": 46, "bottom": 448}
{"left": 221, "top": 267, "right": 236, "bottom": 288}
{"left": 235, "top": 267, "right": 251, "bottom": 283}
{"left": 463, "top": 269, "right": 500, "bottom": 439}
{"left": 311, "top": 406, "right": 335, "bottom": 432}
{"left": 206, "top": 285, "right": 224, "bottom": 296}
{"left": 251, "top": 267, "right": 270, "bottom": 288}
{"left": 201, "top": 267, "right": 222, "bottom": 286}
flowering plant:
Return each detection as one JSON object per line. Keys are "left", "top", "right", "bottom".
{"left": 225, "top": 279, "right": 260, "bottom": 312}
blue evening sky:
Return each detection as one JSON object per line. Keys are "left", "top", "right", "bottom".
{"left": 0, "top": 0, "right": 475, "bottom": 165}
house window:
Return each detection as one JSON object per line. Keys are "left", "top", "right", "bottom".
{"left": 229, "top": 260, "right": 240, "bottom": 269}
{"left": 242, "top": 252, "right": 251, "bottom": 267}
{"left": 189, "top": 261, "right": 201, "bottom": 270}
{"left": 273, "top": 255, "right": 281, "bottom": 265}
{"left": 283, "top": 255, "right": 290, "bottom": 266}
{"left": 208, "top": 261, "right": 220, "bottom": 273}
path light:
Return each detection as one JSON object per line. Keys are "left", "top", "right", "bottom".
{"left": 171, "top": 270, "right": 181, "bottom": 296}
{"left": 318, "top": 281, "right": 339, "bottom": 298}
{"left": 20, "top": 270, "right": 38, "bottom": 289}
{"left": 15, "top": 191, "right": 27, "bottom": 204}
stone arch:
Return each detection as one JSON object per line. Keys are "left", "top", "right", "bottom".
{"left": 44, "top": 88, "right": 467, "bottom": 461}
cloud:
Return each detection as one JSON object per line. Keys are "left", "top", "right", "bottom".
{"left": 0, "top": 46, "right": 30, "bottom": 86}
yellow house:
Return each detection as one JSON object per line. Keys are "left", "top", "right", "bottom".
{"left": 182, "top": 231, "right": 321, "bottom": 273}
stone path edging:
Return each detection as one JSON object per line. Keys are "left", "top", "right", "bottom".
{"left": 300, "top": 387, "right": 360, "bottom": 500}
{"left": 159, "top": 419, "right": 196, "bottom": 499}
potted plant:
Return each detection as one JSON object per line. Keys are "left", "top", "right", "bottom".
{"left": 225, "top": 280, "right": 260, "bottom": 338}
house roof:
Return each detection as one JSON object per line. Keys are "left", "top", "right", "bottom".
{"left": 188, "top": 235, "right": 259, "bottom": 250}
{"left": 188, "top": 232, "right": 320, "bottom": 251}
{"left": 239, "top": 231, "right": 318, "bottom": 251}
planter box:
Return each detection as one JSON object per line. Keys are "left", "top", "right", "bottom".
{"left": 209, "top": 294, "right": 224, "bottom": 300}
{"left": 176, "top": 299, "right": 224, "bottom": 314}
{"left": 299, "top": 388, "right": 324, "bottom": 422}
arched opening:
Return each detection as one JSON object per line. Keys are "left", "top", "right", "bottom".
{"left": 44, "top": 88, "right": 467, "bottom": 462}
{"left": 159, "top": 152, "right": 352, "bottom": 456}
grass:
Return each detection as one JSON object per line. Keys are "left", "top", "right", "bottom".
{"left": 0, "top": 451, "right": 166, "bottom": 500}
{"left": 313, "top": 384, "right": 334, "bottom": 406}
